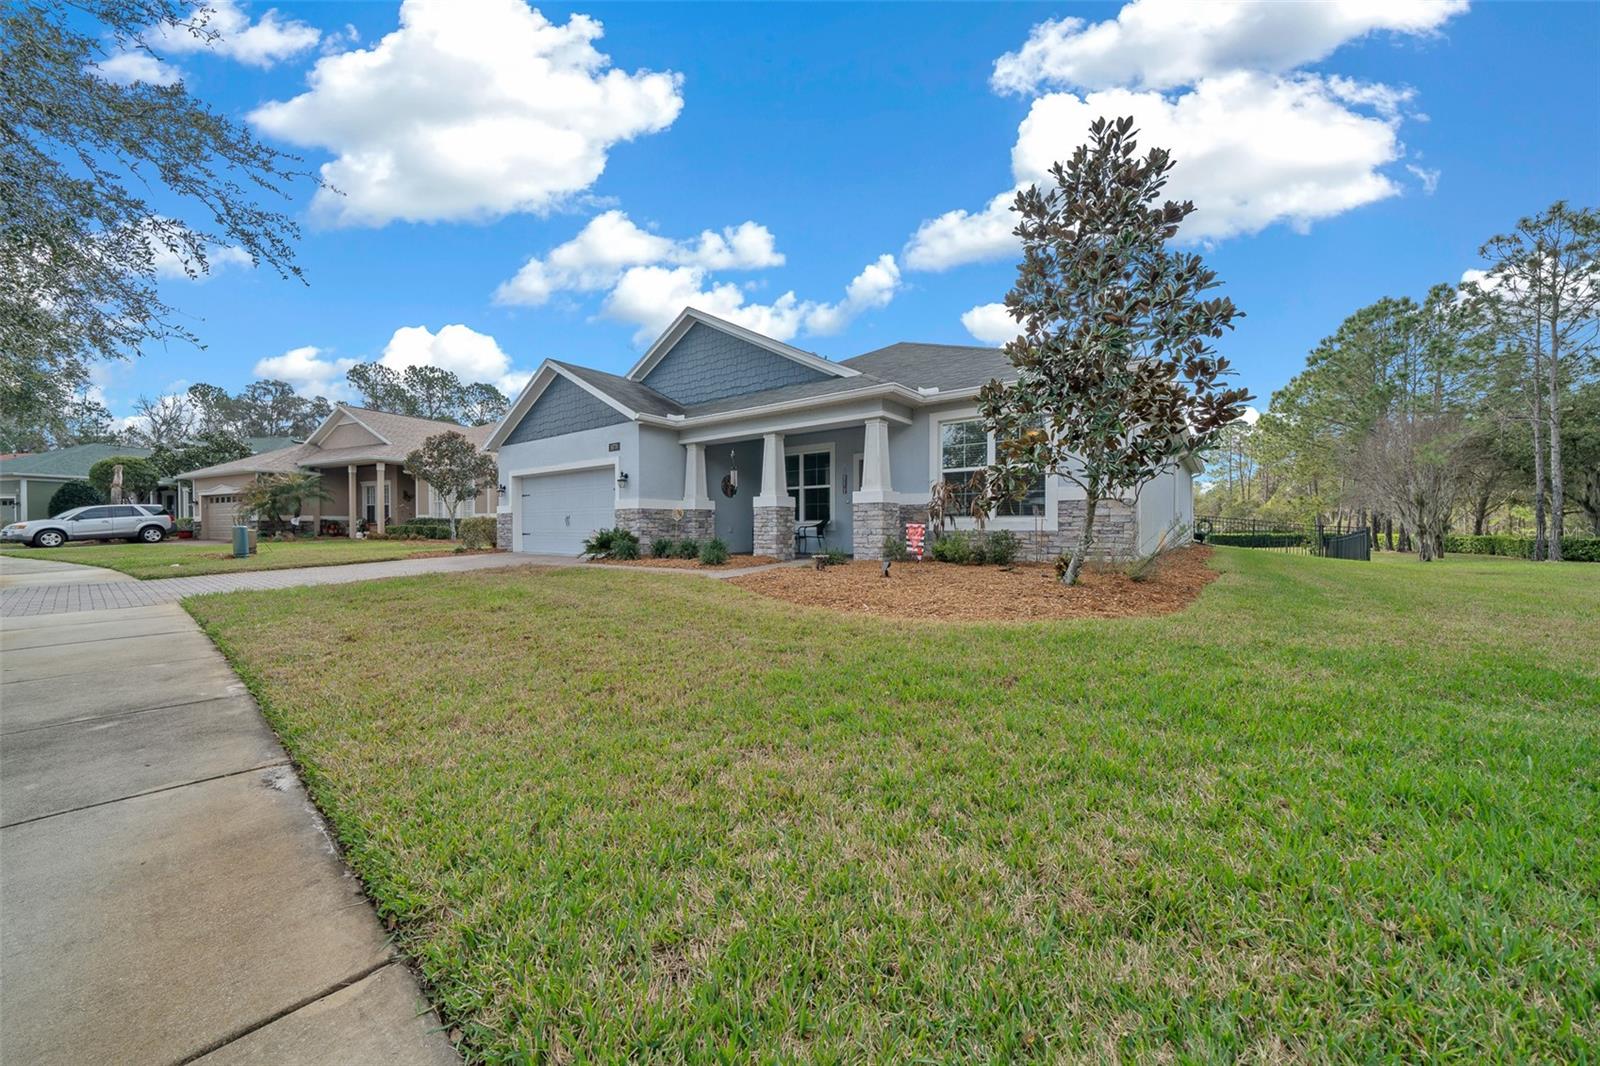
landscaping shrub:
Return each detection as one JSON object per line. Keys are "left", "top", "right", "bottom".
{"left": 650, "top": 536, "right": 674, "bottom": 558}
{"left": 673, "top": 538, "right": 700, "bottom": 560}
{"left": 986, "top": 529, "right": 1020, "bottom": 565}
{"left": 821, "top": 548, "right": 850, "bottom": 567}
{"left": 387, "top": 518, "right": 453, "bottom": 539}
{"left": 880, "top": 534, "right": 909, "bottom": 562}
{"left": 49, "top": 480, "right": 102, "bottom": 514}
{"left": 1443, "top": 533, "right": 1600, "bottom": 561}
{"left": 1207, "top": 531, "right": 1308, "bottom": 548}
{"left": 930, "top": 530, "right": 975, "bottom": 564}
{"left": 698, "top": 538, "right": 730, "bottom": 565}
{"left": 583, "top": 526, "right": 639, "bottom": 559}
{"left": 458, "top": 516, "right": 497, "bottom": 550}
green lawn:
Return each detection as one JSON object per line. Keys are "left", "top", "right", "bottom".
{"left": 186, "top": 549, "right": 1600, "bottom": 1062}
{"left": 0, "top": 537, "right": 483, "bottom": 579}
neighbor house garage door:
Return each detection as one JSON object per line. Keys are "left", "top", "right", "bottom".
{"left": 519, "top": 468, "right": 614, "bottom": 555}
{"left": 200, "top": 494, "right": 242, "bottom": 539}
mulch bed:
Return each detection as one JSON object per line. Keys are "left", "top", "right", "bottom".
{"left": 590, "top": 554, "right": 778, "bottom": 570}
{"left": 728, "top": 546, "right": 1218, "bottom": 622}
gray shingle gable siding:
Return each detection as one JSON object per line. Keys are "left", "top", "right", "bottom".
{"left": 642, "top": 322, "right": 832, "bottom": 406}
{"left": 504, "top": 375, "right": 628, "bottom": 444}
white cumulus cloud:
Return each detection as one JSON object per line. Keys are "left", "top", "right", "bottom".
{"left": 497, "top": 211, "right": 901, "bottom": 344}
{"left": 960, "top": 302, "right": 1017, "bottom": 345}
{"left": 906, "top": 0, "right": 1466, "bottom": 272}
{"left": 494, "top": 211, "right": 783, "bottom": 306}
{"left": 249, "top": 0, "right": 684, "bottom": 227}
{"left": 602, "top": 254, "right": 903, "bottom": 345}
{"left": 380, "top": 324, "right": 530, "bottom": 396}
{"left": 991, "top": 0, "right": 1467, "bottom": 94}
{"left": 253, "top": 345, "right": 356, "bottom": 398}
{"left": 97, "top": 0, "right": 321, "bottom": 85}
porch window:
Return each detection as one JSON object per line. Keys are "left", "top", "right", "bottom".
{"left": 939, "top": 418, "right": 1047, "bottom": 519}
{"left": 785, "top": 450, "right": 831, "bottom": 525}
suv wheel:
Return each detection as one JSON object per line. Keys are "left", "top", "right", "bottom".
{"left": 139, "top": 525, "right": 166, "bottom": 543}
{"left": 33, "top": 529, "right": 66, "bottom": 548}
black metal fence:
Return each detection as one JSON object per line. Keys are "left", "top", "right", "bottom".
{"left": 1195, "top": 516, "right": 1370, "bottom": 561}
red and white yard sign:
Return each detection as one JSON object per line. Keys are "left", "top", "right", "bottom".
{"left": 905, "top": 522, "right": 926, "bottom": 561}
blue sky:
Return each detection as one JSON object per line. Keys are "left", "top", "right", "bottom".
{"left": 101, "top": 0, "right": 1600, "bottom": 422}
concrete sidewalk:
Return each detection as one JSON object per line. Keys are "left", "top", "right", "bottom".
{"left": 0, "top": 604, "right": 461, "bottom": 1065}
{"left": 0, "top": 550, "right": 555, "bottom": 617}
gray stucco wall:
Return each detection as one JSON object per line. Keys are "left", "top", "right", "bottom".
{"left": 642, "top": 322, "right": 832, "bottom": 406}
{"left": 706, "top": 439, "right": 763, "bottom": 553}
{"left": 504, "top": 375, "right": 628, "bottom": 446}
{"left": 636, "top": 424, "right": 687, "bottom": 501}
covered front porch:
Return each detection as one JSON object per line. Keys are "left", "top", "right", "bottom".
{"left": 301, "top": 461, "right": 426, "bottom": 537}
{"left": 679, "top": 412, "right": 905, "bottom": 561}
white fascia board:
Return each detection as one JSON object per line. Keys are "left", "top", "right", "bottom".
{"left": 624, "top": 307, "right": 859, "bottom": 382}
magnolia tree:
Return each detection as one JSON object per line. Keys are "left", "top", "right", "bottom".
{"left": 979, "top": 117, "right": 1251, "bottom": 585}
{"left": 405, "top": 431, "right": 496, "bottom": 539}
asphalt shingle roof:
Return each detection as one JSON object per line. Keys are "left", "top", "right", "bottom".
{"left": 551, "top": 362, "right": 685, "bottom": 417}
{"left": 0, "top": 443, "right": 155, "bottom": 479}
{"left": 840, "top": 342, "right": 1013, "bottom": 391}
{"left": 176, "top": 406, "right": 497, "bottom": 480}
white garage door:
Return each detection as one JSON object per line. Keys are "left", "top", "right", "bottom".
{"left": 201, "top": 495, "right": 242, "bottom": 540}
{"left": 519, "top": 468, "right": 615, "bottom": 555}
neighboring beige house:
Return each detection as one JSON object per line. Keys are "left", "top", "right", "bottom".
{"left": 177, "top": 405, "right": 497, "bottom": 540}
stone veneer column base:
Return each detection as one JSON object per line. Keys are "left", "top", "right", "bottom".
{"left": 495, "top": 510, "right": 513, "bottom": 551}
{"left": 614, "top": 507, "right": 715, "bottom": 546}
{"left": 853, "top": 502, "right": 925, "bottom": 559}
{"left": 752, "top": 504, "right": 796, "bottom": 561}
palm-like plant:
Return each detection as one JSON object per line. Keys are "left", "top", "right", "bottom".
{"left": 239, "top": 472, "right": 331, "bottom": 530}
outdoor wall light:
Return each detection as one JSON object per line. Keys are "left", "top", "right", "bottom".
{"left": 616, "top": 472, "right": 630, "bottom": 487}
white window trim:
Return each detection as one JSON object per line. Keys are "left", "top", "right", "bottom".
{"left": 783, "top": 442, "right": 835, "bottom": 524}
{"left": 928, "top": 407, "right": 1057, "bottom": 531}
{"left": 359, "top": 480, "right": 394, "bottom": 521}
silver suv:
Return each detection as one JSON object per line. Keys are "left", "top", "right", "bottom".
{"left": 2, "top": 504, "right": 174, "bottom": 548}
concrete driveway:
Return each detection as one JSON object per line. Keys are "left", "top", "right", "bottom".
{"left": 1, "top": 599, "right": 462, "bottom": 1063}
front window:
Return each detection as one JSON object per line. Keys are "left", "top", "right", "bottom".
{"left": 940, "top": 418, "right": 1047, "bottom": 520}
{"left": 785, "top": 450, "right": 831, "bottom": 525}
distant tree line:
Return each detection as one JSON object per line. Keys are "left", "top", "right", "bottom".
{"left": 1199, "top": 202, "right": 1598, "bottom": 560}
{"left": 2, "top": 363, "right": 511, "bottom": 455}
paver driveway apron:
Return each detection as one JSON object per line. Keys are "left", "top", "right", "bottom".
{"left": 0, "top": 552, "right": 480, "bottom": 1065}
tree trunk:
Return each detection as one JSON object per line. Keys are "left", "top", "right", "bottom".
{"left": 1385, "top": 517, "right": 1393, "bottom": 552}
{"left": 1546, "top": 299, "right": 1565, "bottom": 561}
{"left": 1061, "top": 494, "right": 1098, "bottom": 586}
{"left": 1472, "top": 490, "right": 1491, "bottom": 536}
{"left": 1530, "top": 409, "right": 1548, "bottom": 561}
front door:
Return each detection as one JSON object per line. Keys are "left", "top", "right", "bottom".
{"left": 360, "top": 481, "right": 391, "bottom": 523}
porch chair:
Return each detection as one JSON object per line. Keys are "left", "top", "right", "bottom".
{"left": 794, "top": 518, "right": 828, "bottom": 556}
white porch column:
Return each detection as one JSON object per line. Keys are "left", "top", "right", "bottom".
{"left": 347, "top": 464, "right": 357, "bottom": 538}
{"left": 683, "top": 442, "right": 710, "bottom": 509}
{"left": 859, "top": 417, "right": 892, "bottom": 498}
{"left": 374, "top": 461, "right": 387, "bottom": 533}
{"left": 754, "top": 432, "right": 786, "bottom": 506}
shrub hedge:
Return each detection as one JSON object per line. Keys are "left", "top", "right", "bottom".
{"left": 1207, "top": 531, "right": 1309, "bottom": 548}
{"left": 929, "top": 529, "right": 1020, "bottom": 565}
{"left": 49, "top": 480, "right": 103, "bottom": 514}
{"left": 457, "top": 516, "right": 497, "bottom": 550}
{"left": 698, "top": 537, "right": 729, "bottom": 565}
{"left": 1445, "top": 533, "right": 1600, "bottom": 562}
{"left": 386, "top": 518, "right": 455, "bottom": 539}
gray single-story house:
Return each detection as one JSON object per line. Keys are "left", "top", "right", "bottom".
{"left": 488, "top": 307, "right": 1198, "bottom": 560}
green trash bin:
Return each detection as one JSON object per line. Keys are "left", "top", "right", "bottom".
{"left": 232, "top": 525, "right": 255, "bottom": 558}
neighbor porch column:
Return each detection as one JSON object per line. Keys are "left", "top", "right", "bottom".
{"left": 853, "top": 417, "right": 899, "bottom": 560}
{"left": 375, "top": 461, "right": 387, "bottom": 534}
{"left": 347, "top": 464, "right": 357, "bottom": 538}
{"left": 752, "top": 431, "right": 794, "bottom": 561}
{"left": 308, "top": 471, "right": 321, "bottom": 534}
